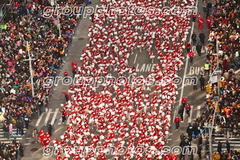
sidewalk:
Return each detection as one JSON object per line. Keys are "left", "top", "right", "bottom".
{"left": 168, "top": 0, "right": 212, "bottom": 159}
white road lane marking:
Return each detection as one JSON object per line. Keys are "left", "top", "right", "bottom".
{"left": 51, "top": 108, "right": 59, "bottom": 126}
{"left": 44, "top": 109, "right": 52, "bottom": 126}
{"left": 24, "top": 143, "right": 31, "bottom": 145}
{"left": 35, "top": 113, "right": 44, "bottom": 127}
{"left": 188, "top": 105, "right": 193, "bottom": 123}
{"left": 134, "top": 53, "right": 138, "bottom": 64}
{"left": 197, "top": 105, "right": 201, "bottom": 118}
{"left": 174, "top": 10, "right": 196, "bottom": 121}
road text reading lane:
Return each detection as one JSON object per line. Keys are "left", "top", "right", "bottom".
{"left": 136, "top": 63, "right": 157, "bottom": 72}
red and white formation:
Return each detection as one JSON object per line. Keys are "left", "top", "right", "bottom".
{"left": 55, "top": 0, "right": 195, "bottom": 159}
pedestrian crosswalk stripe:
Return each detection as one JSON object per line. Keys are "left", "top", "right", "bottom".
{"left": 0, "top": 137, "right": 23, "bottom": 141}
{"left": 0, "top": 131, "right": 26, "bottom": 138}
{"left": 45, "top": 109, "right": 52, "bottom": 126}
{"left": 1, "top": 141, "right": 20, "bottom": 144}
{"left": 24, "top": 143, "right": 31, "bottom": 145}
{"left": 36, "top": 113, "right": 44, "bottom": 126}
{"left": 51, "top": 108, "right": 59, "bottom": 126}
{"left": 35, "top": 108, "right": 66, "bottom": 126}
{"left": 0, "top": 128, "right": 27, "bottom": 132}
{"left": 0, "top": 128, "right": 27, "bottom": 142}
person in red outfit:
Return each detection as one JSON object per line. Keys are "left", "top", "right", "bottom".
{"left": 63, "top": 70, "right": 68, "bottom": 77}
{"left": 71, "top": 61, "right": 77, "bottom": 77}
{"left": 181, "top": 97, "right": 187, "bottom": 104}
{"left": 43, "top": 135, "right": 48, "bottom": 146}
{"left": 206, "top": 17, "right": 211, "bottom": 29}
{"left": 188, "top": 50, "right": 194, "bottom": 63}
{"left": 62, "top": 91, "right": 70, "bottom": 102}
{"left": 198, "top": 16, "right": 204, "bottom": 30}
{"left": 170, "top": 153, "right": 177, "bottom": 160}
{"left": 174, "top": 116, "right": 181, "bottom": 129}
{"left": 39, "top": 130, "right": 45, "bottom": 146}
{"left": 46, "top": 132, "right": 51, "bottom": 140}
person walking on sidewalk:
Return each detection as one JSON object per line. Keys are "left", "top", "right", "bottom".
{"left": 186, "top": 42, "right": 191, "bottom": 53}
{"left": 185, "top": 104, "right": 191, "bottom": 117}
{"left": 178, "top": 106, "right": 184, "bottom": 121}
{"left": 191, "top": 32, "right": 197, "bottom": 45}
{"left": 179, "top": 137, "right": 187, "bottom": 160}
{"left": 192, "top": 13, "right": 197, "bottom": 22}
{"left": 19, "top": 142, "right": 24, "bottom": 157}
{"left": 181, "top": 97, "right": 187, "bottom": 108}
{"left": 199, "top": 32, "right": 206, "bottom": 44}
{"left": 205, "top": 61, "right": 210, "bottom": 75}
{"left": 174, "top": 116, "right": 181, "bottom": 129}
{"left": 47, "top": 122, "right": 52, "bottom": 136}
{"left": 200, "top": 75, "right": 205, "bottom": 91}
{"left": 193, "top": 121, "right": 200, "bottom": 136}
{"left": 187, "top": 123, "right": 193, "bottom": 141}
{"left": 196, "top": 42, "right": 202, "bottom": 56}
{"left": 197, "top": 144, "right": 202, "bottom": 159}
{"left": 20, "top": 120, "right": 24, "bottom": 135}
{"left": 9, "top": 123, "right": 13, "bottom": 136}
{"left": 188, "top": 50, "right": 194, "bottom": 63}
{"left": 16, "top": 120, "right": 20, "bottom": 135}
{"left": 24, "top": 115, "right": 29, "bottom": 129}
{"left": 33, "top": 128, "right": 38, "bottom": 143}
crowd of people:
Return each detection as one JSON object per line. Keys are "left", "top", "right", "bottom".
{"left": 0, "top": 141, "right": 24, "bottom": 159}
{"left": 0, "top": 0, "right": 84, "bottom": 128}
{"left": 49, "top": 0, "right": 201, "bottom": 159}
{"left": 0, "top": 0, "right": 85, "bottom": 159}
{"left": 208, "top": 0, "right": 240, "bottom": 157}
{"left": 182, "top": 0, "right": 240, "bottom": 159}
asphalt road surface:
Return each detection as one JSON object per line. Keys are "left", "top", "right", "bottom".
{"left": 21, "top": 0, "right": 211, "bottom": 159}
